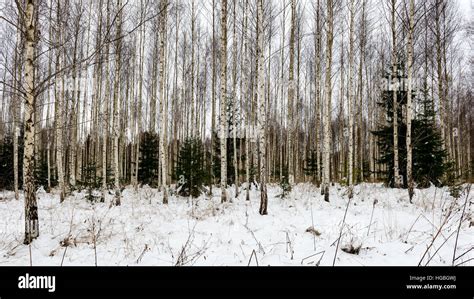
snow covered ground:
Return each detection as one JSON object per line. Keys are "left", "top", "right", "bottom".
{"left": 0, "top": 183, "right": 472, "bottom": 266}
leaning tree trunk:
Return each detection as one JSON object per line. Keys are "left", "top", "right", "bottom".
{"left": 257, "top": 0, "right": 268, "bottom": 215}
{"left": 22, "top": 0, "right": 39, "bottom": 244}
{"left": 220, "top": 0, "right": 228, "bottom": 203}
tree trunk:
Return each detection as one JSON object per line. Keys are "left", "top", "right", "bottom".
{"left": 314, "top": 0, "right": 321, "bottom": 188}
{"left": 257, "top": 0, "right": 268, "bottom": 215}
{"left": 13, "top": 12, "right": 23, "bottom": 201}
{"left": 406, "top": 0, "right": 414, "bottom": 202}
{"left": 22, "top": 0, "right": 39, "bottom": 244}
{"left": 190, "top": 0, "right": 196, "bottom": 138}
{"left": 159, "top": 0, "right": 169, "bottom": 204}
{"left": 112, "top": 0, "right": 123, "bottom": 206}
{"left": 322, "top": 0, "right": 334, "bottom": 202}
{"left": 242, "top": 0, "right": 250, "bottom": 201}
{"left": 287, "top": 0, "right": 296, "bottom": 187}
{"left": 391, "top": 0, "right": 401, "bottom": 188}
{"left": 102, "top": 0, "right": 112, "bottom": 201}
{"left": 55, "top": 0, "right": 66, "bottom": 203}
{"left": 220, "top": 0, "right": 228, "bottom": 203}
{"left": 231, "top": 0, "right": 239, "bottom": 198}
{"left": 347, "top": 0, "right": 355, "bottom": 199}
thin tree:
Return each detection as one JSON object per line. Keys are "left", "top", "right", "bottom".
{"left": 322, "top": 0, "right": 334, "bottom": 202}
{"left": 257, "top": 0, "right": 268, "bottom": 215}
{"left": 347, "top": 0, "right": 355, "bottom": 199}
{"left": 406, "top": 0, "right": 415, "bottom": 202}
{"left": 210, "top": 0, "right": 216, "bottom": 195}
{"left": 231, "top": 0, "right": 239, "bottom": 197}
{"left": 220, "top": 0, "right": 228, "bottom": 203}
{"left": 287, "top": 0, "right": 296, "bottom": 187}
{"left": 112, "top": 0, "right": 123, "bottom": 206}
{"left": 159, "top": 0, "right": 169, "bottom": 204}
{"left": 55, "top": 0, "right": 66, "bottom": 203}
{"left": 102, "top": 0, "right": 112, "bottom": 201}
{"left": 391, "top": 0, "right": 402, "bottom": 188}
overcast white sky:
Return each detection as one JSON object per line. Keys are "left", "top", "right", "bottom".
{"left": 459, "top": 0, "right": 473, "bottom": 18}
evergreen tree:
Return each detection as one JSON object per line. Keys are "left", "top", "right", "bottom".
{"left": 138, "top": 131, "right": 159, "bottom": 186}
{"left": 79, "top": 161, "right": 102, "bottom": 202}
{"left": 33, "top": 151, "right": 50, "bottom": 189}
{"left": 303, "top": 150, "right": 319, "bottom": 184}
{"left": 373, "top": 62, "right": 447, "bottom": 188}
{"left": 0, "top": 130, "right": 24, "bottom": 190}
{"left": 176, "top": 137, "right": 208, "bottom": 197}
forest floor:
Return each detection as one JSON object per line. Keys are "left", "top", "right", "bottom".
{"left": 0, "top": 183, "right": 472, "bottom": 266}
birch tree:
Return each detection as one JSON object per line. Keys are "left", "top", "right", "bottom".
{"left": 391, "top": 0, "right": 402, "bottom": 188}
{"left": 159, "top": 0, "right": 169, "bottom": 204}
{"left": 314, "top": 0, "right": 322, "bottom": 188}
{"left": 406, "top": 0, "right": 414, "bottom": 202}
{"left": 21, "top": 0, "right": 39, "bottom": 244}
{"left": 55, "top": 0, "right": 66, "bottom": 203}
{"left": 231, "top": 0, "right": 239, "bottom": 197}
{"left": 13, "top": 12, "right": 22, "bottom": 201}
{"left": 347, "top": 0, "right": 355, "bottom": 199}
{"left": 102, "top": 0, "right": 112, "bottom": 201}
{"left": 287, "top": 0, "right": 296, "bottom": 187}
{"left": 210, "top": 0, "right": 217, "bottom": 195}
{"left": 112, "top": 0, "right": 122, "bottom": 205}
{"left": 257, "top": 0, "right": 268, "bottom": 215}
{"left": 322, "top": 0, "right": 334, "bottom": 202}
{"left": 220, "top": 0, "right": 228, "bottom": 203}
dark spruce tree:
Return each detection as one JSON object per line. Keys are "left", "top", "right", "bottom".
{"left": 372, "top": 62, "right": 447, "bottom": 188}
{"left": 176, "top": 137, "right": 208, "bottom": 197}
{"left": 0, "top": 129, "right": 24, "bottom": 190}
{"left": 79, "top": 161, "right": 102, "bottom": 202}
{"left": 33, "top": 151, "right": 50, "bottom": 189}
{"left": 303, "top": 149, "right": 319, "bottom": 185}
{"left": 138, "top": 131, "right": 159, "bottom": 187}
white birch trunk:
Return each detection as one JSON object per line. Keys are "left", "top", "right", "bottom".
{"left": 231, "top": 0, "right": 239, "bottom": 198}
{"left": 406, "top": 0, "right": 414, "bottom": 202}
{"left": 347, "top": 0, "right": 355, "bottom": 199}
{"left": 391, "top": 0, "right": 402, "bottom": 188}
{"left": 23, "top": 0, "right": 39, "bottom": 244}
{"left": 322, "top": 0, "right": 334, "bottom": 202}
{"left": 257, "top": 0, "right": 268, "bottom": 215}
{"left": 102, "top": 0, "right": 111, "bottom": 201}
{"left": 55, "top": 0, "right": 66, "bottom": 203}
{"left": 112, "top": 0, "right": 123, "bottom": 206}
{"left": 287, "top": 0, "right": 296, "bottom": 187}
{"left": 159, "top": 0, "right": 169, "bottom": 204}
{"left": 220, "top": 0, "right": 228, "bottom": 203}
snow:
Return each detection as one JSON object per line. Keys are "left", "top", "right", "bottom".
{"left": 0, "top": 183, "right": 472, "bottom": 266}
